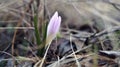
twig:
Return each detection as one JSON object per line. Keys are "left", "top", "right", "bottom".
{"left": 0, "top": 27, "right": 34, "bottom": 30}
{"left": 39, "top": 43, "right": 51, "bottom": 67}
{"left": 70, "top": 34, "right": 81, "bottom": 67}
{"left": 11, "top": 23, "right": 20, "bottom": 67}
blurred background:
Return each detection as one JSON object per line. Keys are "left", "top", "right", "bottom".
{"left": 0, "top": 0, "right": 120, "bottom": 67}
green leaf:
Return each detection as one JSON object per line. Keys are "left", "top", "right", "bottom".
{"left": 33, "top": 15, "right": 41, "bottom": 45}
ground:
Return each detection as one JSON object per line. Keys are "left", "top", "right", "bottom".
{"left": 0, "top": 0, "right": 120, "bottom": 67}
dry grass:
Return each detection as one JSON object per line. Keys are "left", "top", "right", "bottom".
{"left": 0, "top": 0, "right": 120, "bottom": 67}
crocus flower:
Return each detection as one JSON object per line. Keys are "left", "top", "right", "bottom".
{"left": 39, "top": 11, "right": 61, "bottom": 67}
{"left": 46, "top": 11, "right": 61, "bottom": 45}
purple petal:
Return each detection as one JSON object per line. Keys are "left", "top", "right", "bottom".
{"left": 47, "top": 11, "right": 61, "bottom": 41}
{"left": 53, "top": 16, "right": 61, "bottom": 35}
{"left": 47, "top": 11, "right": 58, "bottom": 36}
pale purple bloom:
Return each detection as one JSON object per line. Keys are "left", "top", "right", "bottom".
{"left": 46, "top": 11, "right": 61, "bottom": 44}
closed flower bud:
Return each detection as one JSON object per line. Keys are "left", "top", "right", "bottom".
{"left": 46, "top": 11, "right": 61, "bottom": 45}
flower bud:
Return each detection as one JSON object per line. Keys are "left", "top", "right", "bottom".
{"left": 46, "top": 11, "right": 61, "bottom": 45}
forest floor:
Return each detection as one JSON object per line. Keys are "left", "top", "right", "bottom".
{"left": 0, "top": 0, "right": 120, "bottom": 67}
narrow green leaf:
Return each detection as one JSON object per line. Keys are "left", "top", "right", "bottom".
{"left": 33, "top": 15, "right": 41, "bottom": 45}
